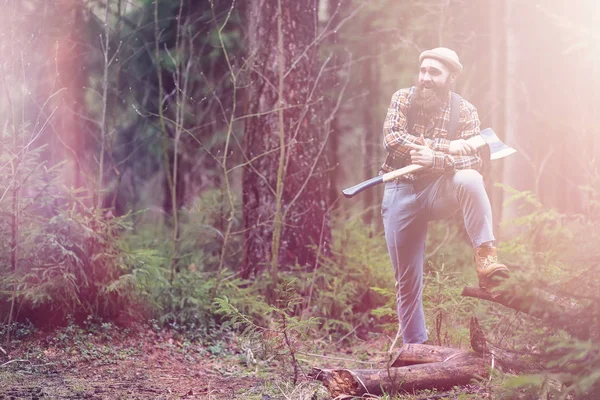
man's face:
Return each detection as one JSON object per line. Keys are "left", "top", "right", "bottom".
{"left": 418, "top": 58, "right": 455, "bottom": 96}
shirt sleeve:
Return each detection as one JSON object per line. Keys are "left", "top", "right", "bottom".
{"left": 432, "top": 137, "right": 451, "bottom": 153}
{"left": 433, "top": 102, "right": 483, "bottom": 172}
{"left": 382, "top": 89, "right": 433, "bottom": 158}
{"left": 459, "top": 102, "right": 481, "bottom": 140}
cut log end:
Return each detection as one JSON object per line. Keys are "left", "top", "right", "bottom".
{"left": 312, "top": 352, "right": 488, "bottom": 397}
{"left": 311, "top": 287, "right": 575, "bottom": 400}
{"left": 310, "top": 368, "right": 363, "bottom": 398}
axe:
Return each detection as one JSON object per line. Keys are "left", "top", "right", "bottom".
{"left": 342, "top": 128, "right": 516, "bottom": 198}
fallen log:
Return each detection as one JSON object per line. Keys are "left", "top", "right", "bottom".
{"left": 313, "top": 282, "right": 578, "bottom": 399}
{"left": 469, "top": 316, "right": 543, "bottom": 373}
{"left": 461, "top": 286, "right": 595, "bottom": 341}
{"left": 391, "top": 343, "right": 468, "bottom": 367}
{"left": 311, "top": 350, "right": 487, "bottom": 398}
{"left": 311, "top": 316, "right": 548, "bottom": 399}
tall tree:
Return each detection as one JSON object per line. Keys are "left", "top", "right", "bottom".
{"left": 322, "top": 0, "right": 344, "bottom": 209}
{"left": 242, "top": 0, "right": 331, "bottom": 280}
{"left": 53, "top": 0, "right": 90, "bottom": 190}
{"left": 360, "top": 16, "right": 381, "bottom": 229}
{"left": 487, "top": 0, "right": 506, "bottom": 228}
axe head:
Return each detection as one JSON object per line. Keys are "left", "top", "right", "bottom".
{"left": 480, "top": 128, "right": 517, "bottom": 160}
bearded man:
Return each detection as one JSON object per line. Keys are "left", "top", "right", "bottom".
{"left": 380, "top": 47, "right": 508, "bottom": 345}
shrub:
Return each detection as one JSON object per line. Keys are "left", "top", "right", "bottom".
{"left": 493, "top": 183, "right": 600, "bottom": 398}
{"left": 0, "top": 133, "right": 151, "bottom": 326}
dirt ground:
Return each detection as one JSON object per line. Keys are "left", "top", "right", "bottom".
{"left": 0, "top": 325, "right": 390, "bottom": 400}
{"left": 0, "top": 327, "right": 291, "bottom": 399}
{"left": 0, "top": 325, "right": 491, "bottom": 400}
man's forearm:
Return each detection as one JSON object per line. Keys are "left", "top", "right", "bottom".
{"left": 383, "top": 128, "right": 425, "bottom": 158}
{"left": 430, "top": 137, "right": 452, "bottom": 153}
{"left": 445, "top": 154, "right": 483, "bottom": 172}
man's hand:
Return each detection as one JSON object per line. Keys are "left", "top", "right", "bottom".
{"left": 449, "top": 139, "right": 478, "bottom": 156}
{"left": 406, "top": 135, "right": 435, "bottom": 168}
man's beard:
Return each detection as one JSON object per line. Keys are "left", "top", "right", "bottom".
{"left": 413, "top": 80, "right": 452, "bottom": 114}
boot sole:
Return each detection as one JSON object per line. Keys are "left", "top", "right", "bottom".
{"left": 478, "top": 268, "right": 509, "bottom": 289}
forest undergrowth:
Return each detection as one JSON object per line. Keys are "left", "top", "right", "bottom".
{"left": 2, "top": 175, "right": 600, "bottom": 399}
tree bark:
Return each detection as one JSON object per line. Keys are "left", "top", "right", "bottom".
{"left": 501, "top": 0, "right": 533, "bottom": 226}
{"left": 312, "top": 318, "right": 550, "bottom": 398}
{"left": 55, "top": 1, "right": 88, "bottom": 190}
{"left": 391, "top": 343, "right": 468, "bottom": 367}
{"left": 312, "top": 352, "right": 487, "bottom": 398}
{"left": 361, "top": 17, "right": 378, "bottom": 228}
{"left": 488, "top": 0, "right": 506, "bottom": 230}
{"left": 242, "top": 0, "right": 331, "bottom": 279}
{"left": 462, "top": 286, "right": 595, "bottom": 341}
{"left": 323, "top": 0, "right": 343, "bottom": 209}
{"left": 469, "top": 316, "right": 544, "bottom": 373}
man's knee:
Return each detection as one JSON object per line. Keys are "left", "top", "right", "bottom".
{"left": 453, "top": 169, "right": 484, "bottom": 192}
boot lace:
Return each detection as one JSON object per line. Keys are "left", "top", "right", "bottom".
{"left": 482, "top": 255, "right": 498, "bottom": 267}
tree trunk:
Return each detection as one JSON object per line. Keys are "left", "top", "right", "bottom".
{"left": 323, "top": 0, "right": 342, "bottom": 209}
{"left": 361, "top": 34, "right": 379, "bottom": 228}
{"left": 162, "top": 150, "right": 185, "bottom": 222}
{"left": 54, "top": 0, "right": 88, "bottom": 190}
{"left": 242, "top": 0, "right": 331, "bottom": 279}
{"left": 391, "top": 343, "right": 468, "bottom": 367}
{"left": 312, "top": 320, "right": 547, "bottom": 398}
{"left": 501, "top": 0, "right": 533, "bottom": 227}
{"left": 462, "top": 286, "right": 596, "bottom": 342}
{"left": 312, "top": 352, "right": 487, "bottom": 398}
{"left": 488, "top": 0, "right": 506, "bottom": 230}
{"left": 469, "top": 316, "right": 544, "bottom": 373}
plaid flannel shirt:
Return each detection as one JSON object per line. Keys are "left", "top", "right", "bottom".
{"left": 380, "top": 86, "right": 483, "bottom": 181}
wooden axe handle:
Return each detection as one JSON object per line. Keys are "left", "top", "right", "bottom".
{"left": 342, "top": 135, "right": 489, "bottom": 198}
{"left": 381, "top": 164, "right": 423, "bottom": 183}
{"left": 341, "top": 164, "right": 422, "bottom": 198}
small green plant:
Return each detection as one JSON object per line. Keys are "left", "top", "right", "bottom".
{"left": 303, "top": 216, "right": 397, "bottom": 337}
{"left": 215, "top": 278, "right": 320, "bottom": 384}
{"left": 491, "top": 182, "right": 600, "bottom": 399}
{"left": 47, "top": 316, "right": 138, "bottom": 365}
{"left": 423, "top": 257, "right": 476, "bottom": 346}
{"left": 0, "top": 320, "right": 36, "bottom": 341}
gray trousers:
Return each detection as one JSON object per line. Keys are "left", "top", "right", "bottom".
{"left": 381, "top": 169, "right": 495, "bottom": 344}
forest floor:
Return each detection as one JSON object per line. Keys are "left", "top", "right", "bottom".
{"left": 0, "top": 324, "right": 490, "bottom": 399}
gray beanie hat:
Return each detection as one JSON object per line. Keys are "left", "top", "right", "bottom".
{"left": 419, "top": 47, "right": 463, "bottom": 74}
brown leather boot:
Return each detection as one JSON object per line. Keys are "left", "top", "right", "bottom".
{"left": 474, "top": 246, "right": 509, "bottom": 289}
